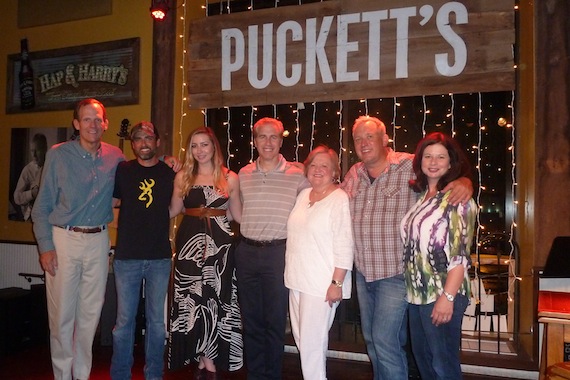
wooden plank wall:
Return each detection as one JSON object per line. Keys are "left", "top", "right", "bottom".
{"left": 187, "top": 0, "right": 515, "bottom": 108}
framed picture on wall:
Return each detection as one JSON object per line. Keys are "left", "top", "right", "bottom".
{"left": 9, "top": 127, "right": 74, "bottom": 222}
{"left": 6, "top": 38, "right": 140, "bottom": 114}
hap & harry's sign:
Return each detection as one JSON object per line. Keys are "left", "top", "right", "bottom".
{"left": 6, "top": 38, "right": 139, "bottom": 113}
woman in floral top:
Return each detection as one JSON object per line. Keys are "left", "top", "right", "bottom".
{"left": 400, "top": 132, "right": 477, "bottom": 380}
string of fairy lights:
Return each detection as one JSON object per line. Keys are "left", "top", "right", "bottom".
{"left": 294, "top": 104, "right": 301, "bottom": 162}
{"left": 176, "top": 0, "right": 188, "bottom": 163}
{"left": 474, "top": 93, "right": 484, "bottom": 303}
{"left": 170, "top": 0, "right": 188, "bottom": 242}
{"left": 421, "top": 95, "right": 427, "bottom": 136}
{"left": 507, "top": 91, "right": 519, "bottom": 303}
{"left": 180, "top": 0, "right": 520, "bottom": 340}
{"left": 392, "top": 98, "right": 398, "bottom": 147}
{"left": 310, "top": 102, "right": 316, "bottom": 152}
{"left": 450, "top": 93, "right": 456, "bottom": 137}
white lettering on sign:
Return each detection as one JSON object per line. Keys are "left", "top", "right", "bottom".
{"left": 277, "top": 21, "right": 303, "bottom": 87}
{"left": 362, "top": 10, "right": 388, "bottom": 80}
{"left": 248, "top": 24, "right": 273, "bottom": 89}
{"left": 306, "top": 16, "right": 334, "bottom": 85}
{"left": 390, "top": 7, "right": 416, "bottom": 79}
{"left": 221, "top": 28, "right": 245, "bottom": 91}
{"left": 220, "top": 1, "right": 468, "bottom": 91}
{"left": 435, "top": 2, "right": 468, "bottom": 76}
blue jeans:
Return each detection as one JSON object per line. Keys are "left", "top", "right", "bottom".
{"left": 356, "top": 271, "right": 408, "bottom": 380}
{"left": 408, "top": 294, "right": 469, "bottom": 380}
{"left": 111, "top": 259, "right": 171, "bottom": 380}
{"left": 235, "top": 241, "right": 288, "bottom": 380}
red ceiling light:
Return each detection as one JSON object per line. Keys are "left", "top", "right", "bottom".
{"left": 150, "top": 0, "right": 169, "bottom": 21}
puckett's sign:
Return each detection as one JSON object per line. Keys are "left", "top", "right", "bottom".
{"left": 6, "top": 38, "right": 139, "bottom": 113}
{"left": 187, "top": 0, "right": 514, "bottom": 108}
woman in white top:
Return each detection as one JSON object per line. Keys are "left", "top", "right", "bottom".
{"left": 284, "top": 145, "right": 354, "bottom": 380}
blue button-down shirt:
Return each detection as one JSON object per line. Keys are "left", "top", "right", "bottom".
{"left": 32, "top": 139, "right": 124, "bottom": 253}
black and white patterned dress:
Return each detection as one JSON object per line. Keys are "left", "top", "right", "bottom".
{"left": 168, "top": 186, "right": 243, "bottom": 371}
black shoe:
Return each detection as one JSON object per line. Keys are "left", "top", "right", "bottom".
{"left": 193, "top": 367, "right": 206, "bottom": 380}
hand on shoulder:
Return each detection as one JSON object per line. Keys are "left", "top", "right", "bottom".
{"left": 290, "top": 162, "right": 304, "bottom": 171}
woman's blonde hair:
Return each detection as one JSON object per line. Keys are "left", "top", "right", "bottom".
{"left": 180, "top": 127, "right": 229, "bottom": 197}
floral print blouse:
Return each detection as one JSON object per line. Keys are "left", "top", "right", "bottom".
{"left": 400, "top": 190, "right": 477, "bottom": 305}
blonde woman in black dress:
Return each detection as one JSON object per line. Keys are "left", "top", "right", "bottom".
{"left": 168, "top": 127, "right": 243, "bottom": 380}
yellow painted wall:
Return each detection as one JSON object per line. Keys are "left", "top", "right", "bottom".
{"left": 0, "top": 0, "right": 204, "bottom": 243}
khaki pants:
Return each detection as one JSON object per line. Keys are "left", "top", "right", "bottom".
{"left": 46, "top": 226, "right": 110, "bottom": 380}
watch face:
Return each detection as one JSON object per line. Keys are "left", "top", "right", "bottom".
{"left": 444, "top": 291, "right": 454, "bottom": 301}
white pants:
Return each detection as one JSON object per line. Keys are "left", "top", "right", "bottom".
{"left": 46, "top": 226, "right": 110, "bottom": 380}
{"left": 289, "top": 289, "right": 339, "bottom": 380}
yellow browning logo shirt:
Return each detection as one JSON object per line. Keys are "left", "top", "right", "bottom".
{"left": 138, "top": 178, "right": 155, "bottom": 208}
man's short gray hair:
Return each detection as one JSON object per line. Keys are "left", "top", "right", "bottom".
{"left": 352, "top": 116, "right": 387, "bottom": 134}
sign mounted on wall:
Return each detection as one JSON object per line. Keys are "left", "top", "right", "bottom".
{"left": 6, "top": 38, "right": 140, "bottom": 113}
{"left": 187, "top": 0, "right": 515, "bottom": 109}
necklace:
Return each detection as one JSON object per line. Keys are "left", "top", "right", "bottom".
{"left": 308, "top": 185, "right": 335, "bottom": 207}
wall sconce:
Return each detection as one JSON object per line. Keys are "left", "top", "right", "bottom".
{"left": 150, "top": 0, "right": 169, "bottom": 21}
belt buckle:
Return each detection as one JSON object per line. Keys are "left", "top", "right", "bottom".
{"left": 62, "top": 225, "right": 105, "bottom": 233}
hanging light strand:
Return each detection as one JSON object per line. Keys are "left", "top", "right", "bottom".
{"left": 475, "top": 92, "right": 483, "bottom": 259}
{"left": 450, "top": 93, "right": 456, "bottom": 137}
{"left": 172, "top": 0, "right": 189, "bottom": 245}
{"left": 338, "top": 100, "right": 344, "bottom": 164}
{"left": 295, "top": 104, "right": 301, "bottom": 162}
{"left": 249, "top": 106, "right": 255, "bottom": 163}
{"left": 392, "top": 97, "right": 398, "bottom": 149}
{"left": 507, "top": 90, "right": 520, "bottom": 301}
{"left": 422, "top": 95, "right": 427, "bottom": 136}
{"left": 176, "top": 0, "right": 188, "bottom": 161}
{"left": 310, "top": 102, "right": 316, "bottom": 151}
{"left": 221, "top": 106, "right": 230, "bottom": 166}
{"left": 201, "top": 0, "right": 209, "bottom": 160}
{"left": 472, "top": 93, "right": 484, "bottom": 306}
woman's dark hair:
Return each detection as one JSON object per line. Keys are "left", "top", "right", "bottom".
{"left": 409, "top": 132, "right": 472, "bottom": 193}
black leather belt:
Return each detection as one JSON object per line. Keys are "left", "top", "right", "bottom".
{"left": 242, "top": 237, "right": 286, "bottom": 247}
{"left": 56, "top": 225, "right": 106, "bottom": 234}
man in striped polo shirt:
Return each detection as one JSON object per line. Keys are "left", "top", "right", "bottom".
{"left": 235, "top": 117, "right": 307, "bottom": 380}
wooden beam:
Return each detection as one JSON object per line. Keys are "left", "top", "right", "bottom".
{"left": 151, "top": 1, "right": 176, "bottom": 155}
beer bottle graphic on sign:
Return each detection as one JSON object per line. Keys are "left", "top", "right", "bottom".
{"left": 19, "top": 38, "right": 35, "bottom": 110}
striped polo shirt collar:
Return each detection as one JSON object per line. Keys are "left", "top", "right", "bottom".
{"left": 253, "top": 154, "right": 287, "bottom": 173}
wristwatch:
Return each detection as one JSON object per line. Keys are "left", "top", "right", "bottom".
{"left": 443, "top": 290, "right": 455, "bottom": 302}
{"left": 331, "top": 280, "right": 343, "bottom": 288}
